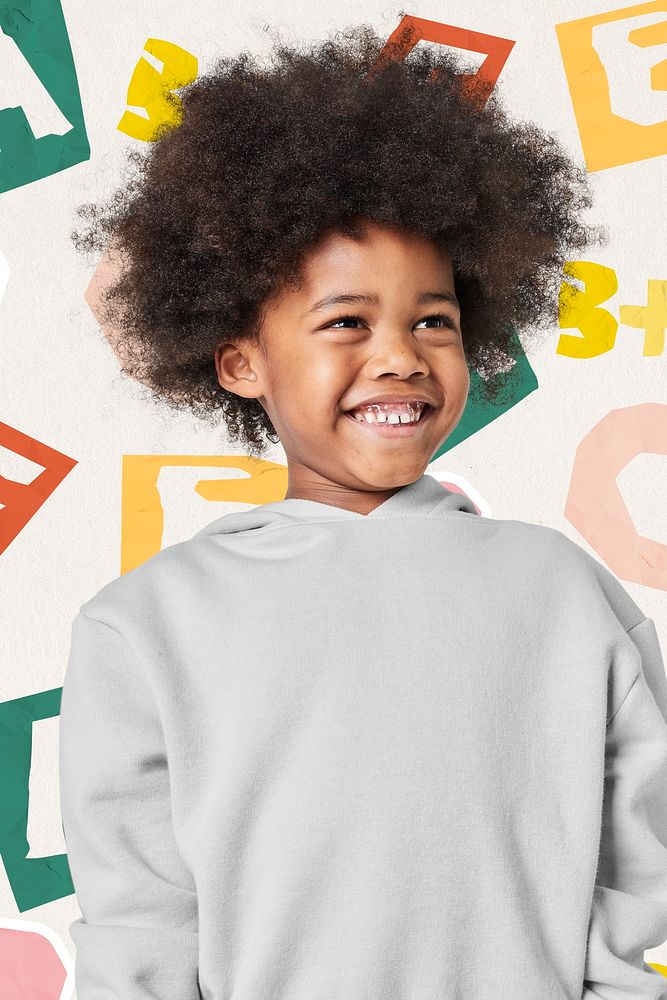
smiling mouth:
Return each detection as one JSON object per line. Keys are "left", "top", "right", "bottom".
{"left": 343, "top": 403, "right": 436, "bottom": 434}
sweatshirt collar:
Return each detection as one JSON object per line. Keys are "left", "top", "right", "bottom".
{"left": 256, "top": 473, "right": 478, "bottom": 520}
{"left": 192, "top": 473, "right": 479, "bottom": 541}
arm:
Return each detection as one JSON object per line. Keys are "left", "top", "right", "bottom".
{"left": 59, "top": 611, "right": 201, "bottom": 999}
{"left": 583, "top": 617, "right": 667, "bottom": 999}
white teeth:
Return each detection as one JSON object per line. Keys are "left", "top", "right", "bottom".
{"left": 349, "top": 402, "right": 427, "bottom": 425}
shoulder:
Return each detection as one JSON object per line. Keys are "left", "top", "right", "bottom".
{"left": 549, "top": 527, "right": 645, "bottom": 631}
{"left": 78, "top": 534, "right": 209, "bottom": 635}
{"left": 470, "top": 513, "right": 646, "bottom": 633}
{"left": 464, "top": 511, "right": 566, "bottom": 569}
{"left": 493, "top": 516, "right": 646, "bottom": 632}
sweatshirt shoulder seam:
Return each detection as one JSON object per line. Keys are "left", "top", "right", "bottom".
{"left": 78, "top": 609, "right": 126, "bottom": 639}
{"left": 607, "top": 672, "right": 640, "bottom": 727}
{"left": 76, "top": 611, "right": 144, "bottom": 672}
{"left": 626, "top": 615, "right": 650, "bottom": 635}
{"left": 76, "top": 610, "right": 164, "bottom": 717}
{"left": 607, "top": 618, "right": 652, "bottom": 727}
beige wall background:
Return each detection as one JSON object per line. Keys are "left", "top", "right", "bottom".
{"left": 1, "top": 1, "right": 666, "bottom": 995}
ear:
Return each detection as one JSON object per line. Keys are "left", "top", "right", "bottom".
{"left": 214, "top": 340, "right": 264, "bottom": 400}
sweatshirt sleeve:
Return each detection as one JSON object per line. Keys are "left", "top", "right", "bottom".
{"left": 583, "top": 617, "right": 667, "bottom": 1000}
{"left": 59, "top": 611, "right": 201, "bottom": 999}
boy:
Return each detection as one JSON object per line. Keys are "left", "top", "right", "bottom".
{"left": 60, "top": 23, "right": 667, "bottom": 1000}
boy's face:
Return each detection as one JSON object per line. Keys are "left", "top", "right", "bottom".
{"left": 216, "top": 219, "right": 470, "bottom": 508}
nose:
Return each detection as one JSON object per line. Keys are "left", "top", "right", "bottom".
{"left": 365, "top": 326, "right": 429, "bottom": 379}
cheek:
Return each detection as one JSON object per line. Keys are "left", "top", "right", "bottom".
{"left": 288, "top": 353, "right": 350, "bottom": 404}
{"left": 274, "top": 369, "right": 342, "bottom": 426}
{"left": 441, "top": 351, "right": 469, "bottom": 390}
{"left": 445, "top": 367, "right": 470, "bottom": 419}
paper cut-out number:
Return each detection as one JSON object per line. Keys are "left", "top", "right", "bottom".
{"left": 558, "top": 261, "right": 666, "bottom": 357}
{"left": 117, "top": 38, "right": 198, "bottom": 142}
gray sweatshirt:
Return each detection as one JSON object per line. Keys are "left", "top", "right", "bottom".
{"left": 58, "top": 472, "right": 667, "bottom": 1000}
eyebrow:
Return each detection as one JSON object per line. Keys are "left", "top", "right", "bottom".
{"left": 304, "top": 289, "right": 460, "bottom": 316}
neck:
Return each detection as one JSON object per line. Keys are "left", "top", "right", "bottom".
{"left": 284, "top": 464, "right": 425, "bottom": 516}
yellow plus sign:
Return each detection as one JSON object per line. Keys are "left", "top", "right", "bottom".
{"left": 619, "top": 280, "right": 667, "bottom": 357}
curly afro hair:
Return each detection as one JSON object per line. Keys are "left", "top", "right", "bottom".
{"left": 72, "top": 21, "right": 606, "bottom": 458}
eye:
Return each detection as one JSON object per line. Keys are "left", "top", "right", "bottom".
{"left": 326, "top": 313, "right": 457, "bottom": 330}
{"left": 415, "top": 313, "right": 457, "bottom": 330}
{"left": 328, "top": 314, "right": 365, "bottom": 329}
